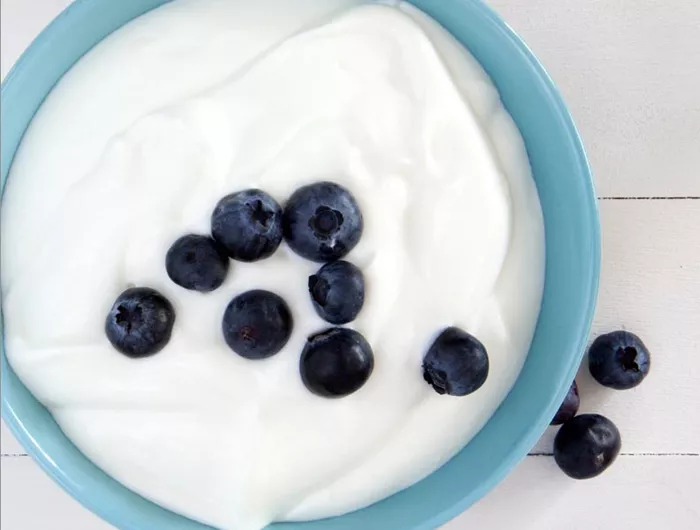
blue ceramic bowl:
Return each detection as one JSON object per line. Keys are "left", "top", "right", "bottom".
{"left": 1, "top": 0, "right": 600, "bottom": 529}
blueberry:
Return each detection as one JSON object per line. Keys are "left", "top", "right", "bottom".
{"left": 283, "top": 182, "right": 363, "bottom": 262}
{"left": 166, "top": 234, "right": 229, "bottom": 292}
{"left": 554, "top": 414, "right": 621, "bottom": 479}
{"left": 222, "top": 290, "right": 292, "bottom": 359}
{"left": 588, "top": 331, "right": 650, "bottom": 390}
{"left": 105, "top": 287, "right": 175, "bottom": 358}
{"left": 422, "top": 327, "right": 489, "bottom": 396}
{"left": 551, "top": 380, "right": 580, "bottom": 425}
{"left": 211, "top": 189, "right": 283, "bottom": 262}
{"left": 300, "top": 328, "right": 374, "bottom": 398}
{"left": 308, "top": 261, "right": 365, "bottom": 325}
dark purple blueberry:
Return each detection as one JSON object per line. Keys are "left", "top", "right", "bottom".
{"left": 551, "top": 380, "right": 580, "bottom": 425}
{"left": 211, "top": 189, "right": 283, "bottom": 262}
{"left": 422, "top": 327, "right": 489, "bottom": 396}
{"left": 300, "top": 328, "right": 374, "bottom": 398}
{"left": 308, "top": 261, "right": 365, "bottom": 325}
{"left": 165, "top": 234, "right": 229, "bottom": 292}
{"left": 588, "top": 331, "right": 650, "bottom": 390}
{"left": 222, "top": 290, "right": 292, "bottom": 359}
{"left": 283, "top": 182, "right": 363, "bottom": 262}
{"left": 105, "top": 287, "right": 175, "bottom": 358}
{"left": 554, "top": 414, "right": 621, "bottom": 479}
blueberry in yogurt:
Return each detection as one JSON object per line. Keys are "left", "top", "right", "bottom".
{"left": 423, "top": 327, "right": 489, "bottom": 396}
{"left": 283, "top": 182, "right": 363, "bottom": 262}
{"left": 222, "top": 289, "right": 293, "bottom": 359}
{"left": 300, "top": 327, "right": 374, "bottom": 397}
{"left": 166, "top": 234, "right": 229, "bottom": 292}
{"left": 105, "top": 287, "right": 176, "bottom": 358}
{"left": 211, "top": 189, "right": 283, "bottom": 262}
{"left": 308, "top": 261, "right": 365, "bottom": 324}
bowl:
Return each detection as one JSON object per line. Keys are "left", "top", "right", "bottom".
{"left": 0, "top": 0, "right": 600, "bottom": 529}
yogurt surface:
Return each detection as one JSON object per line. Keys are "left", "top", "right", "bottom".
{"left": 1, "top": 1, "right": 545, "bottom": 529}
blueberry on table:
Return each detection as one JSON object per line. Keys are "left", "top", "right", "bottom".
{"left": 283, "top": 182, "right": 363, "bottom": 262}
{"left": 211, "top": 189, "right": 283, "bottom": 262}
{"left": 105, "top": 287, "right": 175, "bottom": 358}
{"left": 551, "top": 380, "right": 580, "bottom": 426}
{"left": 588, "top": 330, "right": 650, "bottom": 390}
{"left": 554, "top": 413, "right": 621, "bottom": 479}
{"left": 309, "top": 261, "right": 365, "bottom": 324}
{"left": 423, "top": 327, "right": 489, "bottom": 396}
{"left": 300, "top": 328, "right": 374, "bottom": 397}
{"left": 222, "top": 290, "right": 293, "bottom": 359}
{"left": 166, "top": 234, "right": 229, "bottom": 292}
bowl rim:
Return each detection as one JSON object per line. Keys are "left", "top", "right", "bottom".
{"left": 1, "top": 0, "right": 600, "bottom": 529}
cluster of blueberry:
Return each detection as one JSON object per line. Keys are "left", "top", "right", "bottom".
{"left": 104, "top": 180, "right": 491, "bottom": 399}
{"left": 105, "top": 182, "right": 372, "bottom": 398}
{"left": 550, "top": 330, "right": 651, "bottom": 479}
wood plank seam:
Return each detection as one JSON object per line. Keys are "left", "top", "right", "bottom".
{"left": 4, "top": 453, "right": 699, "bottom": 458}
{"left": 598, "top": 196, "right": 700, "bottom": 200}
{"left": 528, "top": 452, "right": 700, "bottom": 457}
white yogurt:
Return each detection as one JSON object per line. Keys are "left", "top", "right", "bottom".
{"left": 1, "top": 1, "right": 545, "bottom": 529}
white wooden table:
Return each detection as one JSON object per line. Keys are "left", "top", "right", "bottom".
{"left": 1, "top": 1, "right": 699, "bottom": 529}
